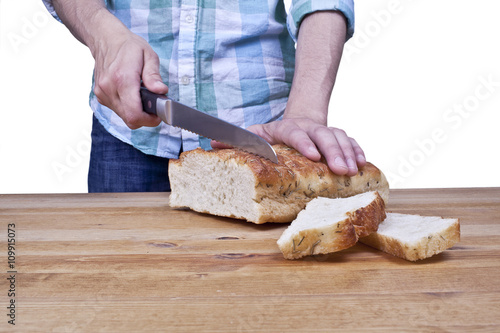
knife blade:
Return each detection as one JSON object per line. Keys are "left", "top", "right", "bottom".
{"left": 140, "top": 87, "right": 278, "bottom": 163}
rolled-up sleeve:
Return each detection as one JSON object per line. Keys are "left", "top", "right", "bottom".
{"left": 287, "top": 0, "right": 355, "bottom": 42}
{"left": 41, "top": 0, "right": 63, "bottom": 22}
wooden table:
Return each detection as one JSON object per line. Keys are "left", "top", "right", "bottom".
{"left": 1, "top": 188, "right": 499, "bottom": 332}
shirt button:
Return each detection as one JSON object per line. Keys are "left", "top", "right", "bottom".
{"left": 181, "top": 76, "right": 190, "bottom": 85}
{"left": 185, "top": 15, "right": 194, "bottom": 23}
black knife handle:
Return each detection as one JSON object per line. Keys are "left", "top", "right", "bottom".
{"left": 140, "top": 87, "right": 166, "bottom": 116}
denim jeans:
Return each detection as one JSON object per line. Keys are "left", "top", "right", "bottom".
{"left": 88, "top": 116, "right": 171, "bottom": 192}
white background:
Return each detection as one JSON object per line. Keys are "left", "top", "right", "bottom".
{"left": 0, "top": 0, "right": 499, "bottom": 194}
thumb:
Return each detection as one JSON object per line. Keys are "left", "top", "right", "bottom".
{"left": 246, "top": 124, "right": 276, "bottom": 144}
{"left": 142, "top": 49, "right": 169, "bottom": 94}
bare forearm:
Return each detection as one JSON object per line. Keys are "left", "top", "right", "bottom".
{"left": 285, "top": 11, "right": 347, "bottom": 124}
{"left": 52, "top": 0, "right": 130, "bottom": 56}
{"left": 247, "top": 11, "right": 364, "bottom": 176}
{"left": 52, "top": 0, "right": 168, "bottom": 128}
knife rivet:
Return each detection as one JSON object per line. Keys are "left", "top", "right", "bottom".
{"left": 148, "top": 101, "right": 152, "bottom": 109}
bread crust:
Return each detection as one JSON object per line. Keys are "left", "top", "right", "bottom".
{"left": 279, "top": 220, "right": 359, "bottom": 260}
{"left": 360, "top": 215, "right": 461, "bottom": 261}
{"left": 277, "top": 192, "right": 387, "bottom": 259}
{"left": 169, "top": 145, "right": 390, "bottom": 224}
{"left": 350, "top": 192, "right": 387, "bottom": 238}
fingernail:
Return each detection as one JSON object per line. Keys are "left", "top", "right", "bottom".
{"left": 334, "top": 156, "right": 347, "bottom": 169}
{"left": 357, "top": 154, "right": 366, "bottom": 163}
{"left": 346, "top": 158, "right": 356, "bottom": 169}
{"left": 308, "top": 146, "right": 320, "bottom": 159}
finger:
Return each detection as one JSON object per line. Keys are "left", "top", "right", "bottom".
{"left": 331, "top": 128, "right": 358, "bottom": 176}
{"left": 210, "top": 140, "right": 233, "bottom": 149}
{"left": 309, "top": 127, "right": 349, "bottom": 175}
{"left": 349, "top": 137, "right": 366, "bottom": 167}
{"left": 249, "top": 122, "right": 320, "bottom": 161}
{"left": 285, "top": 128, "right": 322, "bottom": 161}
{"left": 142, "top": 49, "right": 168, "bottom": 95}
{"left": 246, "top": 124, "right": 277, "bottom": 144}
{"left": 115, "top": 60, "right": 161, "bottom": 129}
{"left": 271, "top": 121, "right": 322, "bottom": 161}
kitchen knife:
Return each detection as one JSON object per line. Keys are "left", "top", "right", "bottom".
{"left": 140, "top": 87, "right": 278, "bottom": 163}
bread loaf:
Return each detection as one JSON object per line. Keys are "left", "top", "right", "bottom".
{"left": 360, "top": 213, "right": 460, "bottom": 261}
{"left": 277, "top": 191, "right": 386, "bottom": 259}
{"left": 168, "top": 145, "right": 389, "bottom": 224}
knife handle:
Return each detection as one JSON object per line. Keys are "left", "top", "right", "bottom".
{"left": 140, "top": 87, "right": 167, "bottom": 116}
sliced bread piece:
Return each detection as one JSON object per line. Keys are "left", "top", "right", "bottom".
{"left": 277, "top": 191, "right": 386, "bottom": 259}
{"left": 360, "top": 213, "right": 460, "bottom": 261}
{"left": 168, "top": 145, "right": 389, "bottom": 224}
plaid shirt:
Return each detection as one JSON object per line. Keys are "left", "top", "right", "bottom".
{"left": 43, "top": 0, "right": 354, "bottom": 158}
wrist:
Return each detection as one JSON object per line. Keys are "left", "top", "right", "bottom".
{"left": 284, "top": 82, "right": 330, "bottom": 125}
{"left": 52, "top": 0, "right": 132, "bottom": 57}
{"left": 283, "top": 101, "right": 328, "bottom": 125}
{"left": 85, "top": 8, "right": 132, "bottom": 57}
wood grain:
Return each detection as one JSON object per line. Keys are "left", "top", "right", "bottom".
{"left": 1, "top": 188, "right": 499, "bottom": 332}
